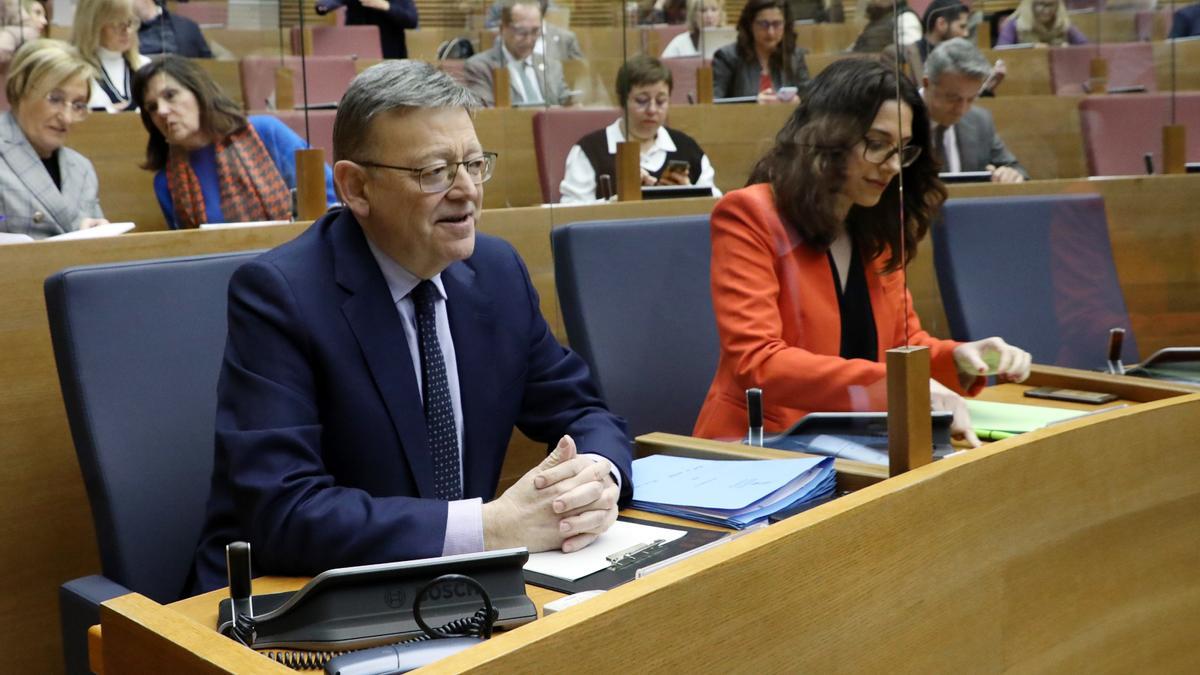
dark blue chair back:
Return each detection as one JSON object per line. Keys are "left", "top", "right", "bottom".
{"left": 933, "top": 194, "right": 1139, "bottom": 370}
{"left": 45, "top": 251, "right": 260, "bottom": 604}
{"left": 552, "top": 216, "right": 718, "bottom": 437}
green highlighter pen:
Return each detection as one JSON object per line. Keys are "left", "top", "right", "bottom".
{"left": 976, "top": 428, "right": 1016, "bottom": 441}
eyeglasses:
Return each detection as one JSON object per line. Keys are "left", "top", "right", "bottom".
{"left": 105, "top": 18, "right": 140, "bottom": 32}
{"left": 45, "top": 89, "right": 89, "bottom": 119}
{"left": 754, "top": 19, "right": 785, "bottom": 31}
{"left": 630, "top": 95, "right": 669, "bottom": 111}
{"left": 862, "top": 137, "right": 921, "bottom": 167}
{"left": 356, "top": 152, "right": 498, "bottom": 193}
{"left": 508, "top": 26, "right": 542, "bottom": 39}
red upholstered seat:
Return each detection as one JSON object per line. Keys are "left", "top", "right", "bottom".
{"left": 291, "top": 25, "right": 382, "bottom": 59}
{"left": 1049, "top": 42, "right": 1156, "bottom": 95}
{"left": 1078, "top": 93, "right": 1200, "bottom": 175}
{"left": 270, "top": 109, "right": 338, "bottom": 161}
{"left": 239, "top": 56, "right": 358, "bottom": 112}
{"left": 532, "top": 108, "right": 620, "bottom": 203}
{"left": 662, "top": 57, "right": 706, "bottom": 104}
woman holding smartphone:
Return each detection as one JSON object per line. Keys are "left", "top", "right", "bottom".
{"left": 694, "top": 58, "right": 1031, "bottom": 446}
{"left": 559, "top": 55, "right": 720, "bottom": 203}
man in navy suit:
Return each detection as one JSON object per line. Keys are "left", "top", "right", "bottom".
{"left": 192, "top": 60, "right": 631, "bottom": 592}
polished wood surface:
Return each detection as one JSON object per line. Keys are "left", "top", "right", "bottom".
{"left": 88, "top": 385, "right": 1200, "bottom": 672}
{"left": 886, "top": 347, "right": 934, "bottom": 476}
{"left": 4, "top": 175, "right": 1198, "bottom": 670}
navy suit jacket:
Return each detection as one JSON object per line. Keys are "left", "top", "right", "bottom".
{"left": 192, "top": 208, "right": 631, "bottom": 593}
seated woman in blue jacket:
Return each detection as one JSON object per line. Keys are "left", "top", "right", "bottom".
{"left": 131, "top": 56, "right": 335, "bottom": 229}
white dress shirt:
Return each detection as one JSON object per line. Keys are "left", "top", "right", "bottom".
{"left": 558, "top": 119, "right": 721, "bottom": 204}
{"left": 501, "top": 43, "right": 543, "bottom": 104}
{"left": 366, "top": 239, "right": 621, "bottom": 556}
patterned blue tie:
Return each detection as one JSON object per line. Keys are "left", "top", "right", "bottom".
{"left": 411, "top": 280, "right": 462, "bottom": 500}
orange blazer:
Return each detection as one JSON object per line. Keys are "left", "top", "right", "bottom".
{"left": 694, "top": 183, "right": 979, "bottom": 440}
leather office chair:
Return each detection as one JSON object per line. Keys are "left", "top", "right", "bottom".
{"left": 1078, "top": 93, "right": 1200, "bottom": 175}
{"left": 552, "top": 216, "right": 718, "bottom": 437}
{"left": 532, "top": 108, "right": 620, "bottom": 203}
{"left": 239, "top": 56, "right": 358, "bottom": 112}
{"left": 1049, "top": 43, "right": 1156, "bottom": 96}
{"left": 47, "top": 251, "right": 260, "bottom": 674}
{"left": 291, "top": 25, "right": 383, "bottom": 59}
{"left": 933, "top": 194, "right": 1139, "bottom": 370}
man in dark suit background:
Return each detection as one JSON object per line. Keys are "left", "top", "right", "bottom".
{"left": 191, "top": 60, "right": 629, "bottom": 592}
{"left": 922, "top": 38, "right": 1028, "bottom": 183}
{"left": 133, "top": 0, "right": 213, "bottom": 58}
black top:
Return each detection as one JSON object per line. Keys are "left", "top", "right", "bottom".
{"left": 343, "top": 0, "right": 419, "bottom": 59}
{"left": 42, "top": 151, "right": 62, "bottom": 191}
{"left": 575, "top": 126, "right": 706, "bottom": 200}
{"left": 827, "top": 248, "right": 878, "bottom": 362}
{"left": 138, "top": 12, "right": 214, "bottom": 58}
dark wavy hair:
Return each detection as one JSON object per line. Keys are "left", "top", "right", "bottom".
{"left": 130, "top": 55, "right": 247, "bottom": 171}
{"left": 735, "top": 0, "right": 797, "bottom": 83}
{"left": 747, "top": 58, "right": 946, "bottom": 273}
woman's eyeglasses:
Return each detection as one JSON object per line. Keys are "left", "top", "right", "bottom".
{"left": 862, "top": 137, "right": 921, "bottom": 167}
{"left": 45, "top": 90, "right": 90, "bottom": 119}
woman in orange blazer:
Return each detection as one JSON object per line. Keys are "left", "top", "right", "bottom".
{"left": 694, "top": 58, "right": 1031, "bottom": 446}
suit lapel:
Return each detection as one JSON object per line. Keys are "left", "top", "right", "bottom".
{"left": 330, "top": 212, "right": 436, "bottom": 498}
{"left": 0, "top": 114, "right": 71, "bottom": 234}
{"left": 441, "top": 261, "right": 497, "bottom": 498}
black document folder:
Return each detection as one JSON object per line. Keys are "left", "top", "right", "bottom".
{"left": 522, "top": 517, "right": 725, "bottom": 594}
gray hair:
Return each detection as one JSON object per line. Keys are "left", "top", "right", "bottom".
{"left": 924, "top": 37, "right": 992, "bottom": 84}
{"left": 333, "top": 60, "right": 480, "bottom": 163}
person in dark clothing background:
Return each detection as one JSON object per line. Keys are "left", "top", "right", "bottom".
{"left": 317, "top": 0, "right": 418, "bottom": 59}
{"left": 133, "top": 0, "right": 212, "bottom": 58}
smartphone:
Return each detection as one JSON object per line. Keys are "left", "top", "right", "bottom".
{"left": 1023, "top": 386, "right": 1117, "bottom": 405}
{"left": 664, "top": 159, "right": 690, "bottom": 175}
{"left": 776, "top": 86, "right": 798, "bottom": 102}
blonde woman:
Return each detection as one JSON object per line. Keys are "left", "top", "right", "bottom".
{"left": 661, "top": 0, "right": 726, "bottom": 58}
{"left": 0, "top": 39, "right": 108, "bottom": 238}
{"left": 72, "top": 0, "right": 150, "bottom": 111}
{"left": 997, "top": 0, "right": 1087, "bottom": 46}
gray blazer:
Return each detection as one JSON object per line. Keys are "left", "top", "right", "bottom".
{"left": 711, "top": 43, "right": 811, "bottom": 99}
{"left": 463, "top": 43, "right": 570, "bottom": 108}
{"left": 953, "top": 106, "right": 1029, "bottom": 179}
{"left": 0, "top": 112, "right": 103, "bottom": 239}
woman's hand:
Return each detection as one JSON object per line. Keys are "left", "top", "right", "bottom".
{"left": 361, "top": 0, "right": 390, "bottom": 10}
{"left": 657, "top": 167, "right": 690, "bottom": 186}
{"left": 931, "top": 379, "right": 980, "bottom": 448}
{"left": 79, "top": 218, "right": 110, "bottom": 230}
{"left": 953, "top": 337, "right": 1032, "bottom": 387}
{"left": 639, "top": 168, "right": 658, "bottom": 186}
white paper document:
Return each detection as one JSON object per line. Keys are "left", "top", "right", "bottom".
{"left": 523, "top": 520, "right": 686, "bottom": 582}
{"left": 48, "top": 222, "right": 135, "bottom": 240}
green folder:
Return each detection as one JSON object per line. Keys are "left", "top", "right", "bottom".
{"left": 966, "top": 400, "right": 1091, "bottom": 437}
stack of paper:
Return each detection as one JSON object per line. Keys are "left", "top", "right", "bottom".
{"left": 631, "top": 455, "right": 837, "bottom": 529}
{"left": 966, "top": 400, "right": 1091, "bottom": 440}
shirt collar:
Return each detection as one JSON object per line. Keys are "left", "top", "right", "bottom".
{"left": 365, "top": 236, "right": 447, "bottom": 305}
{"left": 603, "top": 119, "right": 676, "bottom": 155}
{"left": 501, "top": 43, "right": 531, "bottom": 68}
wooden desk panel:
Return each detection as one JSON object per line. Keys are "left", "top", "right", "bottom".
{"left": 975, "top": 95, "right": 1088, "bottom": 180}
{"left": 983, "top": 47, "right": 1053, "bottom": 96}
{"left": 66, "top": 114, "right": 165, "bottom": 231}
{"left": 1154, "top": 38, "right": 1200, "bottom": 92}
{"left": 90, "top": 391, "right": 1200, "bottom": 672}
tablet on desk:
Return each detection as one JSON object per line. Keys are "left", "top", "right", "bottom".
{"left": 294, "top": 101, "right": 338, "bottom": 110}
{"left": 939, "top": 171, "right": 993, "bottom": 184}
{"left": 713, "top": 95, "right": 759, "bottom": 104}
{"left": 760, "top": 411, "right": 955, "bottom": 465}
{"left": 641, "top": 185, "right": 713, "bottom": 200}
{"left": 1186, "top": 162, "right": 1199, "bottom": 174}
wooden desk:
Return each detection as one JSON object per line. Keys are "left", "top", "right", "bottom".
{"left": 5, "top": 177, "right": 1199, "bottom": 671}
{"left": 89, "top": 377, "right": 1200, "bottom": 672}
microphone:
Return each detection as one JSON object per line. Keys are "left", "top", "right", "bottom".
{"left": 597, "top": 174, "right": 613, "bottom": 201}
{"left": 1143, "top": 152, "right": 1155, "bottom": 175}
{"left": 1106, "top": 328, "right": 1126, "bottom": 375}
{"left": 745, "top": 388, "right": 763, "bottom": 447}
{"left": 226, "top": 541, "right": 254, "bottom": 624}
